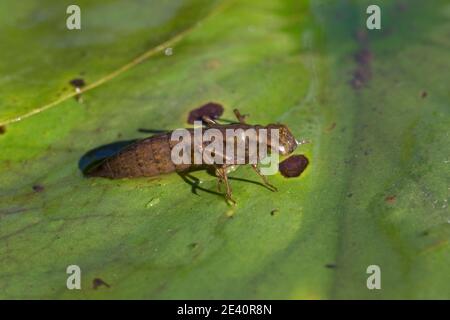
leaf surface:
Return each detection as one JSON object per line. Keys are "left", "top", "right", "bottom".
{"left": 0, "top": 0, "right": 449, "bottom": 299}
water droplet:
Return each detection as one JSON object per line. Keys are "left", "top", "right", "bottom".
{"left": 146, "top": 198, "right": 160, "bottom": 208}
{"left": 164, "top": 47, "right": 173, "bottom": 56}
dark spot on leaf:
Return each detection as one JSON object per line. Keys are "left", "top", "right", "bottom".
{"left": 347, "top": 193, "right": 353, "bottom": 198}
{"left": 69, "top": 78, "right": 85, "bottom": 88}
{"left": 270, "top": 209, "right": 279, "bottom": 216}
{"left": 69, "top": 78, "right": 86, "bottom": 102}
{"left": 351, "top": 65, "right": 372, "bottom": 89}
{"left": 325, "top": 263, "right": 337, "bottom": 269}
{"left": 189, "top": 242, "right": 199, "bottom": 249}
{"left": 187, "top": 102, "right": 224, "bottom": 124}
{"left": 0, "top": 126, "right": 6, "bottom": 135}
{"left": 385, "top": 195, "right": 396, "bottom": 204}
{"left": 350, "top": 35, "right": 373, "bottom": 90}
{"left": 421, "top": 91, "right": 428, "bottom": 98}
{"left": 32, "top": 184, "right": 45, "bottom": 193}
{"left": 420, "top": 230, "right": 429, "bottom": 237}
{"left": 354, "top": 48, "right": 372, "bottom": 65}
{"left": 92, "top": 278, "right": 110, "bottom": 290}
{"left": 279, "top": 155, "right": 309, "bottom": 178}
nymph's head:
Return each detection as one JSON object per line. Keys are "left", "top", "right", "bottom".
{"left": 265, "top": 124, "right": 299, "bottom": 155}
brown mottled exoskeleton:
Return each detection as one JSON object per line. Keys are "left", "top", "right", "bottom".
{"left": 87, "top": 109, "right": 303, "bottom": 204}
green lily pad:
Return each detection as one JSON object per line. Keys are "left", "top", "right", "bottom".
{"left": 0, "top": 0, "right": 449, "bottom": 299}
{"left": 0, "top": 0, "right": 222, "bottom": 125}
